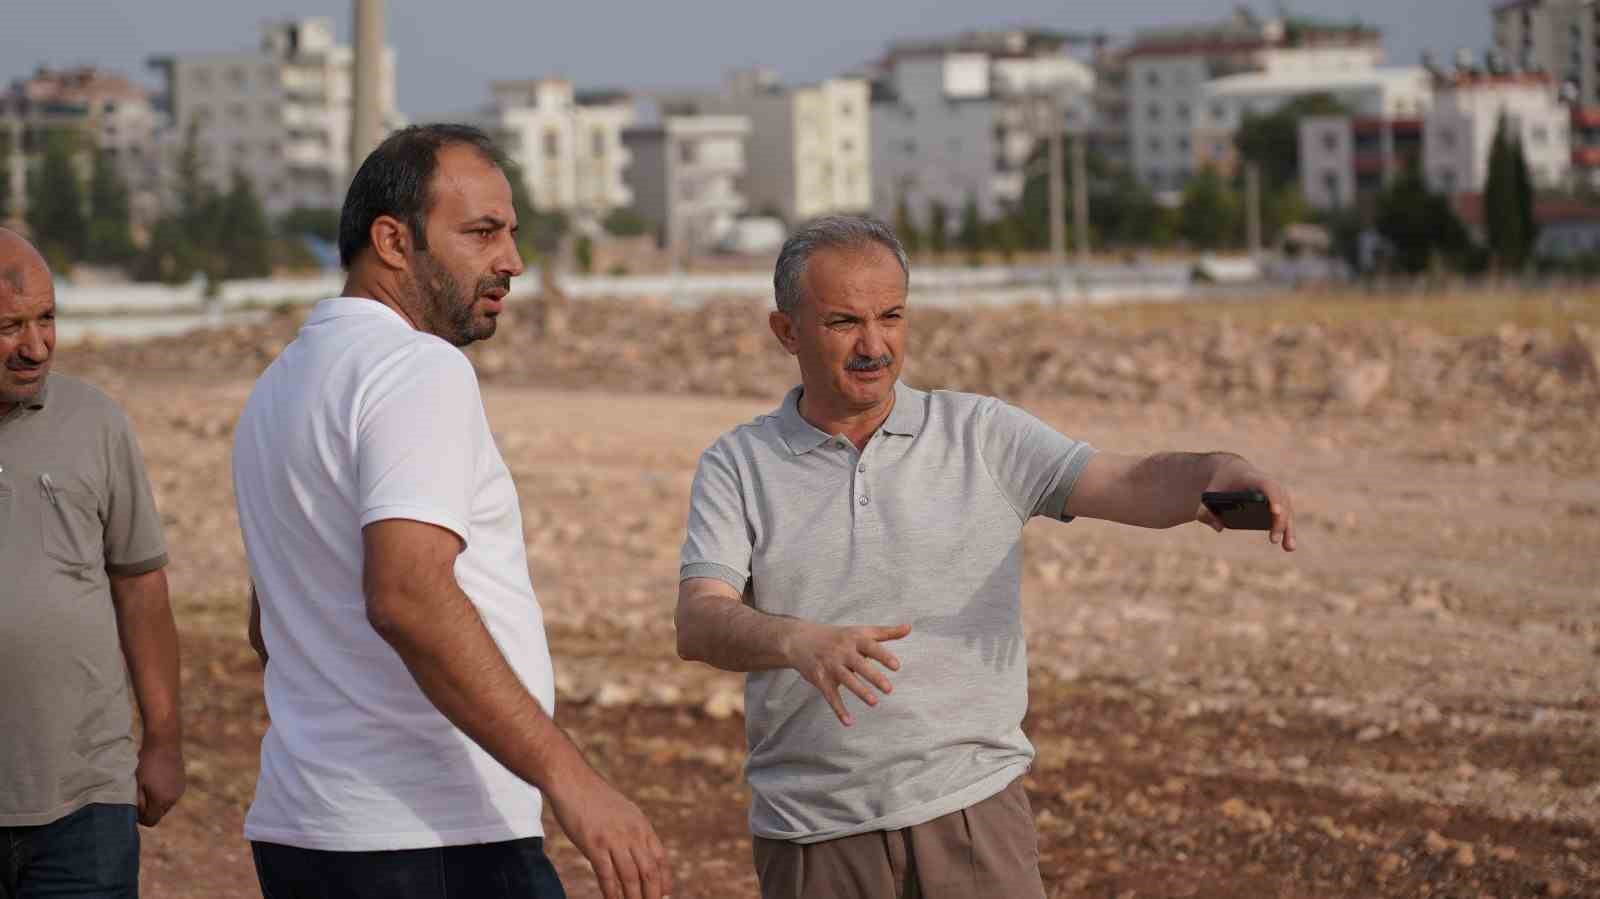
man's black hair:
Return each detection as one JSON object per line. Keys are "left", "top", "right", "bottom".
{"left": 337, "top": 123, "right": 507, "bottom": 269}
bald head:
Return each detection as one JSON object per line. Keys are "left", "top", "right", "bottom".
{"left": 0, "top": 228, "right": 51, "bottom": 298}
{"left": 0, "top": 228, "right": 57, "bottom": 412}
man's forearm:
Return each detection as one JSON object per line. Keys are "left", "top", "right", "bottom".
{"left": 110, "top": 569, "right": 182, "bottom": 747}
{"left": 676, "top": 588, "right": 800, "bottom": 673}
{"left": 369, "top": 580, "right": 594, "bottom": 793}
{"left": 1119, "top": 451, "right": 1242, "bottom": 528}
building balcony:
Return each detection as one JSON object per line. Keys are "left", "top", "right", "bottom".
{"left": 1572, "top": 105, "right": 1600, "bottom": 129}
{"left": 1353, "top": 153, "right": 1389, "bottom": 175}
{"left": 1572, "top": 146, "right": 1600, "bottom": 167}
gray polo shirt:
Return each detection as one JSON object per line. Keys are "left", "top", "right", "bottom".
{"left": 681, "top": 380, "right": 1095, "bottom": 844}
{"left": 0, "top": 373, "right": 169, "bottom": 826}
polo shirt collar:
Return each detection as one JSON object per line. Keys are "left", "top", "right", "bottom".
{"left": 0, "top": 377, "right": 48, "bottom": 422}
{"left": 778, "top": 380, "right": 926, "bottom": 455}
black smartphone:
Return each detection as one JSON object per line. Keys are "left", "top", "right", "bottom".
{"left": 1201, "top": 490, "right": 1273, "bottom": 531}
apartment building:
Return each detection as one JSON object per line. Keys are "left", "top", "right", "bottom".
{"left": 476, "top": 79, "right": 634, "bottom": 226}
{"left": 0, "top": 67, "right": 163, "bottom": 223}
{"left": 1423, "top": 71, "right": 1570, "bottom": 193}
{"left": 1122, "top": 9, "right": 1410, "bottom": 192}
{"left": 150, "top": 18, "right": 403, "bottom": 215}
{"left": 1195, "top": 66, "right": 1432, "bottom": 176}
{"left": 703, "top": 68, "right": 871, "bottom": 224}
{"left": 623, "top": 114, "right": 750, "bottom": 253}
{"left": 1298, "top": 115, "right": 1424, "bottom": 210}
{"left": 869, "top": 28, "right": 1096, "bottom": 229}
{"left": 1492, "top": 0, "right": 1600, "bottom": 103}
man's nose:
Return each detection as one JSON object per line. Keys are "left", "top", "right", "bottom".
{"left": 17, "top": 325, "right": 50, "bottom": 362}
{"left": 497, "top": 231, "right": 525, "bottom": 279}
{"left": 856, "top": 322, "right": 888, "bottom": 360}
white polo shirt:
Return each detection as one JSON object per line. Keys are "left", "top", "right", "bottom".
{"left": 232, "top": 297, "right": 555, "bottom": 851}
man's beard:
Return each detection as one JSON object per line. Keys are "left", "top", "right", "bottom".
{"left": 413, "top": 251, "right": 504, "bottom": 347}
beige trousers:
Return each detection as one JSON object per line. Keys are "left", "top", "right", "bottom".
{"left": 753, "top": 777, "right": 1046, "bottom": 899}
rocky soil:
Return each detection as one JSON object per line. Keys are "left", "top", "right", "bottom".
{"left": 59, "top": 291, "right": 1600, "bottom": 897}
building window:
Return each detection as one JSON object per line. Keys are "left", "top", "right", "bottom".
{"left": 1177, "top": 102, "right": 1191, "bottom": 122}
{"left": 1439, "top": 168, "right": 1456, "bottom": 191}
{"left": 228, "top": 67, "right": 248, "bottom": 89}
{"left": 679, "top": 140, "right": 696, "bottom": 164}
{"left": 1146, "top": 70, "right": 1160, "bottom": 88}
{"left": 229, "top": 103, "right": 248, "bottom": 124}
{"left": 591, "top": 128, "right": 606, "bottom": 157}
{"left": 1437, "top": 128, "right": 1456, "bottom": 149}
{"left": 841, "top": 138, "right": 854, "bottom": 153}
{"left": 1147, "top": 103, "right": 1162, "bottom": 122}
{"left": 1148, "top": 136, "right": 1163, "bottom": 153}
{"left": 1530, "top": 125, "right": 1549, "bottom": 144}
{"left": 839, "top": 101, "right": 853, "bottom": 116}
{"left": 234, "top": 141, "right": 251, "bottom": 160}
{"left": 1211, "top": 102, "right": 1227, "bottom": 122}
{"left": 1323, "top": 170, "right": 1339, "bottom": 196}
{"left": 1177, "top": 136, "right": 1191, "bottom": 152}
{"left": 544, "top": 129, "right": 560, "bottom": 159}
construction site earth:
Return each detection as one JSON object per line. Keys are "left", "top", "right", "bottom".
{"left": 65, "top": 287, "right": 1600, "bottom": 898}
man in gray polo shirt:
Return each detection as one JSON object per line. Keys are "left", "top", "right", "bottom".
{"left": 676, "top": 216, "right": 1297, "bottom": 898}
{"left": 0, "top": 228, "right": 184, "bottom": 898}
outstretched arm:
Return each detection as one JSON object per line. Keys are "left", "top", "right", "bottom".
{"left": 675, "top": 577, "right": 910, "bottom": 726}
{"left": 1064, "top": 451, "right": 1297, "bottom": 551}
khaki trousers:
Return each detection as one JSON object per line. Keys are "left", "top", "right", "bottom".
{"left": 753, "top": 777, "right": 1045, "bottom": 899}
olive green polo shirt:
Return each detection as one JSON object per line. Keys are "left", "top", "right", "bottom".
{"left": 0, "top": 373, "right": 168, "bottom": 826}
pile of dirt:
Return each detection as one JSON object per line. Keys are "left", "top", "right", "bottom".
{"left": 72, "top": 293, "right": 1600, "bottom": 473}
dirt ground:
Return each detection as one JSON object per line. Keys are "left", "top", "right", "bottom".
{"left": 59, "top": 295, "right": 1600, "bottom": 899}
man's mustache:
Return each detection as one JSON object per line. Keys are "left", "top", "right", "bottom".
{"left": 845, "top": 354, "right": 894, "bottom": 372}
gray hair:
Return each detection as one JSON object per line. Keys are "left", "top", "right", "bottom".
{"left": 773, "top": 215, "right": 909, "bottom": 315}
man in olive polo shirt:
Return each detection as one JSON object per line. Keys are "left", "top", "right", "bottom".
{"left": 675, "top": 216, "right": 1298, "bottom": 899}
{"left": 0, "top": 229, "right": 185, "bottom": 899}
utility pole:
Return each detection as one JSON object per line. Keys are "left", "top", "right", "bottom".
{"left": 1046, "top": 98, "right": 1065, "bottom": 302}
{"left": 350, "top": 0, "right": 386, "bottom": 178}
{"left": 1072, "top": 132, "right": 1090, "bottom": 269}
{"left": 1246, "top": 161, "right": 1263, "bottom": 260}
{"left": 4, "top": 117, "right": 25, "bottom": 229}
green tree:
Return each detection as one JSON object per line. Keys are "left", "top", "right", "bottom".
{"left": 893, "top": 194, "right": 921, "bottom": 253}
{"left": 1234, "top": 93, "right": 1347, "bottom": 192}
{"left": 0, "top": 135, "right": 11, "bottom": 221}
{"left": 85, "top": 149, "right": 136, "bottom": 266}
{"left": 1374, "top": 161, "right": 1471, "bottom": 274}
{"left": 500, "top": 159, "right": 543, "bottom": 261}
{"left": 137, "top": 120, "right": 220, "bottom": 283}
{"left": 1177, "top": 167, "right": 1242, "bottom": 249}
{"left": 25, "top": 130, "right": 87, "bottom": 269}
{"left": 601, "top": 207, "right": 651, "bottom": 237}
{"left": 958, "top": 191, "right": 983, "bottom": 262}
{"left": 1018, "top": 140, "right": 1171, "bottom": 248}
{"left": 927, "top": 199, "right": 948, "bottom": 255}
{"left": 574, "top": 233, "right": 594, "bottom": 273}
{"left": 218, "top": 170, "right": 273, "bottom": 279}
{"left": 1483, "top": 114, "right": 1538, "bottom": 272}
{"left": 278, "top": 206, "right": 340, "bottom": 242}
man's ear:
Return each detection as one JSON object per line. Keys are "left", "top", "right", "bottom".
{"left": 369, "top": 215, "right": 414, "bottom": 271}
{"left": 769, "top": 309, "right": 799, "bottom": 356}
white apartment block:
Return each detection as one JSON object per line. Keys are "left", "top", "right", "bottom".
{"left": 1194, "top": 66, "right": 1432, "bottom": 175}
{"left": 151, "top": 18, "right": 402, "bottom": 216}
{"left": 0, "top": 66, "right": 163, "bottom": 224}
{"left": 476, "top": 79, "right": 633, "bottom": 225}
{"left": 1298, "top": 115, "right": 1425, "bottom": 210}
{"left": 1124, "top": 9, "right": 1402, "bottom": 192}
{"left": 705, "top": 69, "right": 871, "bottom": 224}
{"left": 1423, "top": 72, "right": 1571, "bottom": 194}
{"left": 870, "top": 29, "right": 1096, "bottom": 230}
{"left": 623, "top": 115, "right": 750, "bottom": 253}
{"left": 1493, "top": 0, "right": 1600, "bottom": 103}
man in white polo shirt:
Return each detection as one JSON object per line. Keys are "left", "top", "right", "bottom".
{"left": 675, "top": 216, "right": 1298, "bottom": 898}
{"left": 233, "top": 125, "right": 667, "bottom": 899}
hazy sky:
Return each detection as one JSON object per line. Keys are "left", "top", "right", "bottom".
{"left": 4, "top": 1, "right": 1492, "bottom": 117}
